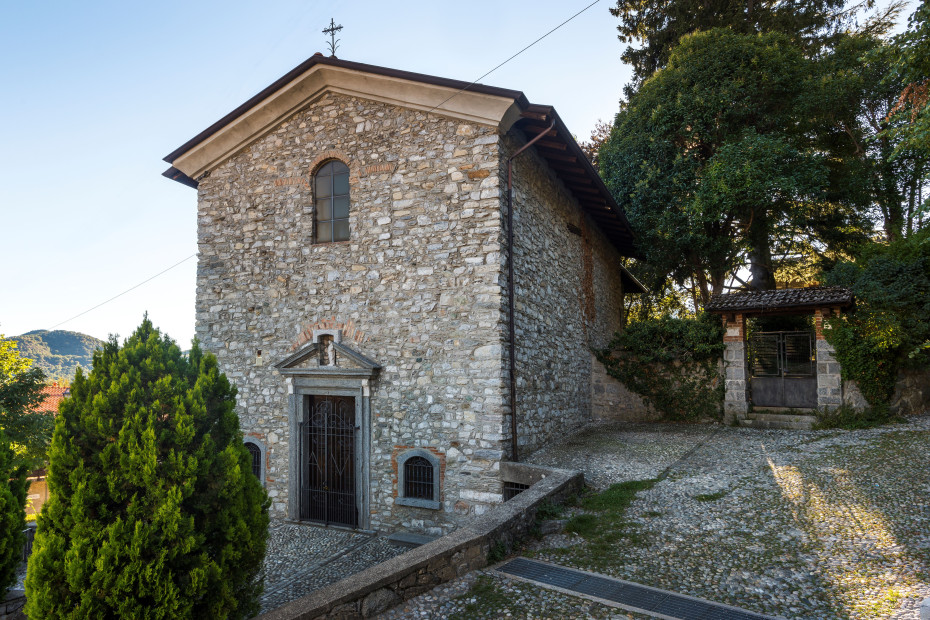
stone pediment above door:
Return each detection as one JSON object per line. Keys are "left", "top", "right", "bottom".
{"left": 273, "top": 340, "right": 380, "bottom": 378}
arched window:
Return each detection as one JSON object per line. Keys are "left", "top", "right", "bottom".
{"left": 314, "top": 160, "right": 350, "bottom": 243}
{"left": 404, "top": 456, "right": 433, "bottom": 500}
{"left": 396, "top": 449, "right": 441, "bottom": 509}
{"left": 244, "top": 441, "right": 263, "bottom": 483}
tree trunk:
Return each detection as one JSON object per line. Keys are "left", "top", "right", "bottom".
{"left": 747, "top": 212, "right": 777, "bottom": 290}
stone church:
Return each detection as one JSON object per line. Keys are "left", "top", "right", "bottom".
{"left": 163, "top": 55, "right": 643, "bottom": 535}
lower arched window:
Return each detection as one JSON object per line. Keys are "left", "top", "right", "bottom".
{"left": 396, "top": 449, "right": 440, "bottom": 509}
{"left": 244, "top": 440, "right": 264, "bottom": 484}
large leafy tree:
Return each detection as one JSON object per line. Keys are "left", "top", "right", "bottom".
{"left": 25, "top": 319, "right": 269, "bottom": 619}
{"left": 600, "top": 29, "right": 871, "bottom": 303}
{"left": 0, "top": 334, "right": 53, "bottom": 468}
{"left": 609, "top": 0, "right": 892, "bottom": 88}
{"left": 888, "top": 0, "right": 930, "bottom": 160}
{"left": 824, "top": 33, "right": 929, "bottom": 241}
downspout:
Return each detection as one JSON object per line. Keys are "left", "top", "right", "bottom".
{"left": 506, "top": 117, "right": 556, "bottom": 462}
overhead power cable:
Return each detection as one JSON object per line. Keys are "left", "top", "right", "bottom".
{"left": 50, "top": 254, "right": 197, "bottom": 330}
{"left": 427, "top": 0, "right": 601, "bottom": 115}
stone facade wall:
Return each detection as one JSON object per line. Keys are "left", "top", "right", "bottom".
{"left": 195, "top": 92, "right": 509, "bottom": 533}
{"left": 503, "top": 132, "right": 626, "bottom": 456}
{"left": 590, "top": 353, "right": 660, "bottom": 422}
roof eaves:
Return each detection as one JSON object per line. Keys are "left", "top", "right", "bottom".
{"left": 163, "top": 55, "right": 529, "bottom": 165}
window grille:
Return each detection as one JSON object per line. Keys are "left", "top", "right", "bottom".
{"left": 314, "top": 160, "right": 350, "bottom": 243}
{"left": 245, "top": 442, "right": 262, "bottom": 481}
{"left": 503, "top": 481, "right": 530, "bottom": 501}
{"left": 403, "top": 456, "right": 434, "bottom": 501}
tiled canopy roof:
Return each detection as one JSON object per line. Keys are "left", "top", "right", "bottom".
{"left": 705, "top": 286, "right": 854, "bottom": 313}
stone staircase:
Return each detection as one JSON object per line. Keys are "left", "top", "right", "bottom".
{"left": 738, "top": 409, "right": 818, "bottom": 430}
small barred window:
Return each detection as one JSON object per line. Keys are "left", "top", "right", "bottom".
{"left": 403, "top": 456, "right": 434, "bottom": 501}
{"left": 245, "top": 442, "right": 262, "bottom": 481}
{"left": 396, "top": 449, "right": 440, "bottom": 509}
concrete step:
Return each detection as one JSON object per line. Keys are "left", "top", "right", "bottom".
{"left": 740, "top": 413, "right": 817, "bottom": 430}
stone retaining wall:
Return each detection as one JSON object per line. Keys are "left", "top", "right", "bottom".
{"left": 0, "top": 590, "right": 24, "bottom": 620}
{"left": 844, "top": 368, "right": 930, "bottom": 415}
{"left": 590, "top": 353, "right": 659, "bottom": 422}
{"left": 257, "top": 463, "right": 583, "bottom": 620}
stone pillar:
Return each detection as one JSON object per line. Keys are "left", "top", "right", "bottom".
{"left": 815, "top": 307, "right": 842, "bottom": 410}
{"left": 723, "top": 313, "right": 749, "bottom": 422}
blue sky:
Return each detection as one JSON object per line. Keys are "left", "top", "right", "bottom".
{"left": 0, "top": 0, "right": 912, "bottom": 346}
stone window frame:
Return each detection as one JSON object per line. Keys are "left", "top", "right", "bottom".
{"left": 396, "top": 448, "right": 441, "bottom": 510}
{"left": 243, "top": 436, "right": 266, "bottom": 486}
{"left": 312, "top": 158, "right": 351, "bottom": 244}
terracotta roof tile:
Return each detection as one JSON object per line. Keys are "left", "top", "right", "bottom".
{"left": 706, "top": 286, "right": 854, "bottom": 313}
{"left": 34, "top": 385, "right": 70, "bottom": 415}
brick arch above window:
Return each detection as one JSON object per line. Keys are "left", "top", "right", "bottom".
{"left": 308, "top": 150, "right": 360, "bottom": 184}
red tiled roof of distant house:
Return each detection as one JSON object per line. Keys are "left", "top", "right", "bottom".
{"left": 34, "top": 383, "right": 70, "bottom": 415}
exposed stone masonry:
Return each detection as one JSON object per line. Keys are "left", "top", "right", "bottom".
{"left": 505, "top": 132, "right": 625, "bottom": 455}
{"left": 196, "top": 93, "right": 509, "bottom": 532}
{"left": 195, "top": 92, "right": 631, "bottom": 534}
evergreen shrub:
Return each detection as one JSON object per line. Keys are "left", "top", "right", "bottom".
{"left": 823, "top": 231, "right": 930, "bottom": 407}
{"left": 25, "top": 319, "right": 269, "bottom": 619}
{"left": 0, "top": 429, "right": 26, "bottom": 596}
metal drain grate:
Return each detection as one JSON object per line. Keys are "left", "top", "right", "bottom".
{"left": 497, "top": 557, "right": 776, "bottom": 620}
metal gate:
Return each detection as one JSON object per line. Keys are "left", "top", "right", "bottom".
{"left": 748, "top": 331, "right": 817, "bottom": 408}
{"left": 299, "top": 395, "right": 357, "bottom": 528}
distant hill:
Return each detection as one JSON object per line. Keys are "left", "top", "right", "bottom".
{"left": 11, "top": 330, "right": 105, "bottom": 382}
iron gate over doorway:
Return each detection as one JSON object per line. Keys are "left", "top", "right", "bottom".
{"left": 748, "top": 331, "right": 817, "bottom": 408}
{"left": 299, "top": 395, "right": 357, "bottom": 528}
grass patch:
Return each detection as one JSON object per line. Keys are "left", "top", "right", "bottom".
{"left": 448, "top": 576, "right": 511, "bottom": 620}
{"left": 582, "top": 479, "right": 657, "bottom": 511}
{"left": 813, "top": 403, "right": 903, "bottom": 430}
{"left": 535, "top": 500, "right": 562, "bottom": 521}
{"left": 560, "top": 479, "right": 658, "bottom": 571}
{"left": 693, "top": 489, "right": 729, "bottom": 502}
{"left": 486, "top": 541, "right": 507, "bottom": 564}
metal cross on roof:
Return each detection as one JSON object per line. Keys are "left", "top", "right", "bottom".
{"left": 323, "top": 18, "right": 343, "bottom": 56}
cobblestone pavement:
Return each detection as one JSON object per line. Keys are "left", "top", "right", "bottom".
{"left": 260, "top": 522, "right": 407, "bottom": 613}
{"left": 380, "top": 415, "right": 930, "bottom": 619}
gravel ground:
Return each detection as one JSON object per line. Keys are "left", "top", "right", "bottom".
{"left": 378, "top": 567, "right": 653, "bottom": 620}
{"left": 381, "top": 415, "right": 930, "bottom": 619}
{"left": 260, "top": 522, "right": 407, "bottom": 613}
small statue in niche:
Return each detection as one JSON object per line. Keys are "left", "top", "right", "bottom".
{"left": 319, "top": 335, "right": 336, "bottom": 366}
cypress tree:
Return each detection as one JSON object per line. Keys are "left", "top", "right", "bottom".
{"left": 0, "top": 429, "right": 27, "bottom": 596}
{"left": 25, "top": 319, "right": 269, "bottom": 619}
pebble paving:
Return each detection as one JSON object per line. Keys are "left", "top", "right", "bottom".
{"left": 379, "top": 415, "right": 930, "bottom": 619}
{"left": 259, "top": 522, "right": 407, "bottom": 613}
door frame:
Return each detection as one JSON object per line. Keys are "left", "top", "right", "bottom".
{"left": 274, "top": 338, "right": 380, "bottom": 531}
{"left": 287, "top": 377, "right": 371, "bottom": 529}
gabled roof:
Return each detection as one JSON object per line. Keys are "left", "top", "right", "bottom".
{"left": 705, "top": 286, "right": 854, "bottom": 313}
{"left": 163, "top": 55, "right": 637, "bottom": 257}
